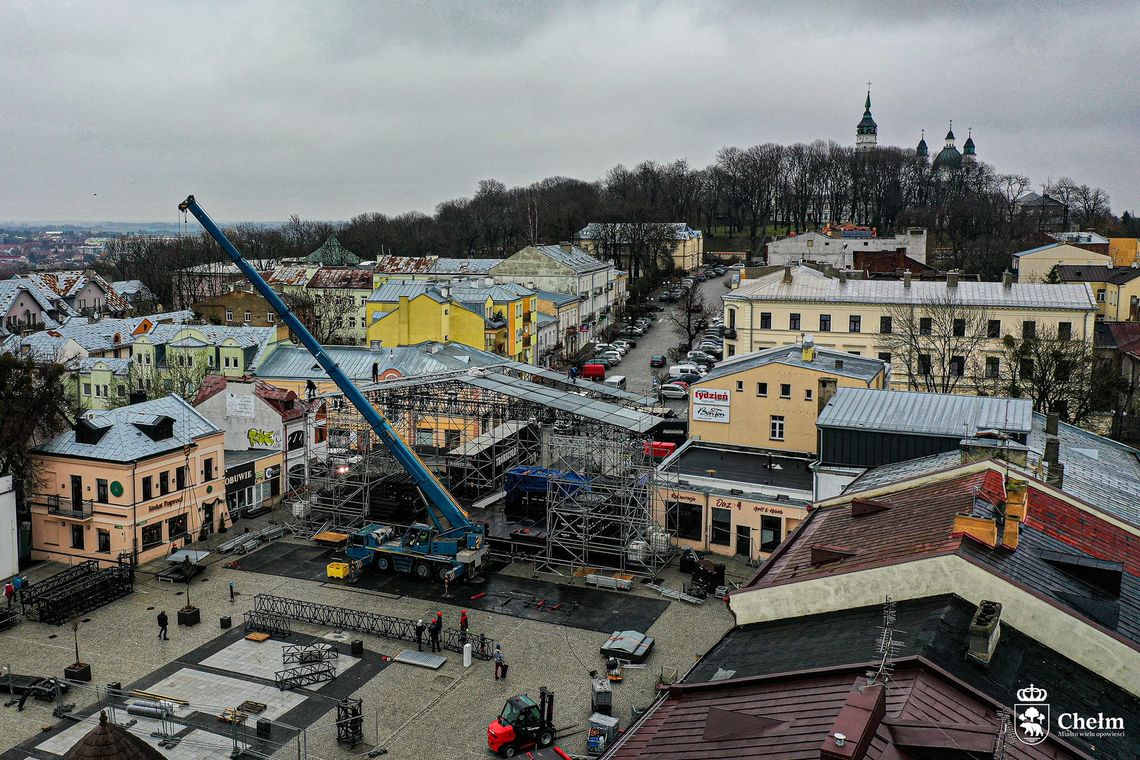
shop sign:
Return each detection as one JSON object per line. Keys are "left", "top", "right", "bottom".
{"left": 692, "top": 388, "right": 730, "bottom": 406}
{"left": 693, "top": 404, "right": 730, "bottom": 423}
{"left": 148, "top": 496, "right": 185, "bottom": 513}
{"left": 666, "top": 490, "right": 700, "bottom": 503}
{"left": 225, "top": 462, "right": 255, "bottom": 494}
{"left": 713, "top": 496, "right": 788, "bottom": 516}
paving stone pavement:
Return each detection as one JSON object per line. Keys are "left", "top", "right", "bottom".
{"left": 198, "top": 638, "right": 358, "bottom": 686}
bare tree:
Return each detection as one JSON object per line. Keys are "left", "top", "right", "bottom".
{"left": 279, "top": 290, "right": 359, "bottom": 345}
{"left": 110, "top": 355, "right": 211, "bottom": 406}
{"left": 1073, "top": 184, "right": 1111, "bottom": 229}
{"left": 665, "top": 285, "right": 713, "bottom": 352}
{"left": 880, "top": 294, "right": 991, "bottom": 394}
{"left": 0, "top": 354, "right": 79, "bottom": 487}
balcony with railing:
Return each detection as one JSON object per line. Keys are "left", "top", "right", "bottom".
{"left": 34, "top": 494, "right": 94, "bottom": 519}
{"left": 723, "top": 327, "right": 737, "bottom": 340}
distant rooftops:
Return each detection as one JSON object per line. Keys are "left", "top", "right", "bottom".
{"left": 698, "top": 343, "right": 886, "bottom": 385}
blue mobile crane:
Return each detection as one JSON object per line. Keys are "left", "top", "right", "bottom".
{"left": 179, "top": 196, "right": 486, "bottom": 582}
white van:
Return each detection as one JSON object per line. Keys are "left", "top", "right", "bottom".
{"left": 603, "top": 375, "right": 627, "bottom": 391}
{"left": 668, "top": 363, "right": 702, "bottom": 377}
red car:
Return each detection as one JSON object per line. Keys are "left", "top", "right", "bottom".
{"left": 649, "top": 354, "right": 666, "bottom": 367}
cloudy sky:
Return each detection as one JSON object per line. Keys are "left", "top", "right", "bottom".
{"left": 2, "top": 1, "right": 1137, "bottom": 223}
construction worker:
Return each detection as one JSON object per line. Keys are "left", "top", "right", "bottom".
{"left": 157, "top": 610, "right": 169, "bottom": 640}
{"left": 414, "top": 619, "right": 426, "bottom": 652}
{"left": 459, "top": 609, "right": 469, "bottom": 644}
{"left": 429, "top": 613, "right": 442, "bottom": 653}
{"left": 493, "top": 643, "right": 507, "bottom": 680}
{"left": 229, "top": 580, "right": 236, "bottom": 603}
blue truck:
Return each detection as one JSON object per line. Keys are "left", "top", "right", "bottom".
{"left": 180, "top": 196, "right": 487, "bottom": 582}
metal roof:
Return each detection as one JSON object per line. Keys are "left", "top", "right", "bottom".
{"left": 515, "top": 244, "right": 608, "bottom": 274}
{"left": 817, "top": 387, "right": 1034, "bottom": 437}
{"left": 0, "top": 278, "right": 61, "bottom": 317}
{"left": 431, "top": 257, "right": 501, "bottom": 274}
{"left": 727, "top": 264, "right": 1097, "bottom": 310}
{"left": 698, "top": 344, "right": 886, "bottom": 385}
{"left": 73, "top": 356, "right": 132, "bottom": 375}
{"left": 534, "top": 289, "right": 582, "bottom": 307}
{"left": 306, "top": 267, "right": 373, "bottom": 290}
{"left": 254, "top": 341, "right": 508, "bottom": 383}
{"left": 4, "top": 310, "right": 194, "bottom": 357}
{"left": 36, "top": 394, "right": 220, "bottom": 462}
{"left": 17, "top": 271, "right": 130, "bottom": 312}
{"left": 366, "top": 281, "right": 447, "bottom": 303}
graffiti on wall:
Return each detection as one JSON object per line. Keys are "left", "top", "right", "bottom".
{"left": 246, "top": 428, "right": 279, "bottom": 448}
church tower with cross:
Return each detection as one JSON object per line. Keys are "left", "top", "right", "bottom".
{"left": 855, "top": 83, "right": 878, "bottom": 152}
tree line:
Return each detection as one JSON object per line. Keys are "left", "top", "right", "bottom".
{"left": 100, "top": 140, "right": 1125, "bottom": 308}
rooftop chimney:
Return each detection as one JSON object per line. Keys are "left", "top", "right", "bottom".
{"left": 1043, "top": 435, "right": 1060, "bottom": 466}
{"left": 834, "top": 359, "right": 844, "bottom": 369}
{"left": 783, "top": 264, "right": 793, "bottom": 284}
{"left": 802, "top": 334, "right": 815, "bottom": 362}
{"left": 966, "top": 600, "right": 1002, "bottom": 666}
{"left": 1045, "top": 412, "right": 1059, "bottom": 435}
{"left": 903, "top": 270, "right": 912, "bottom": 288}
{"left": 1002, "top": 270, "right": 1014, "bottom": 288}
{"left": 819, "top": 678, "right": 886, "bottom": 760}
{"left": 1001, "top": 477, "right": 1028, "bottom": 550}
{"left": 559, "top": 241, "right": 573, "bottom": 253}
{"left": 838, "top": 270, "right": 847, "bottom": 285}
{"left": 946, "top": 271, "right": 959, "bottom": 288}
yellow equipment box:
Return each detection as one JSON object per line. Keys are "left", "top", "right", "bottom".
{"left": 326, "top": 561, "right": 351, "bottom": 579}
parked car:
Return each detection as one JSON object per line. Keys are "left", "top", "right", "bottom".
{"left": 697, "top": 346, "right": 723, "bottom": 360}
{"left": 649, "top": 354, "right": 667, "bottom": 368}
{"left": 687, "top": 350, "right": 717, "bottom": 365}
{"left": 660, "top": 383, "right": 688, "bottom": 399}
{"left": 671, "top": 372, "right": 702, "bottom": 385}
{"left": 613, "top": 338, "right": 637, "bottom": 350}
{"left": 592, "top": 355, "right": 614, "bottom": 368}
{"left": 599, "top": 350, "right": 623, "bottom": 364}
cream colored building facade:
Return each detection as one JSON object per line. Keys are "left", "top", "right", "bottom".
{"left": 687, "top": 344, "right": 887, "bottom": 454}
{"left": 1013, "top": 242, "right": 1111, "bottom": 283}
{"left": 723, "top": 266, "right": 1097, "bottom": 391}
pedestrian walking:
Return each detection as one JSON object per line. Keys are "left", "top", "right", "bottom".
{"left": 4, "top": 581, "right": 13, "bottom": 609}
{"left": 229, "top": 580, "right": 236, "bottom": 603}
{"left": 414, "top": 618, "right": 426, "bottom": 652}
{"left": 459, "top": 609, "right": 469, "bottom": 643}
{"left": 157, "top": 610, "right": 169, "bottom": 640}
{"left": 493, "top": 643, "right": 507, "bottom": 680}
{"left": 428, "top": 614, "right": 442, "bottom": 653}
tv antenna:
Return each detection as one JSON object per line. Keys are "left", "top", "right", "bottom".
{"left": 866, "top": 595, "right": 904, "bottom": 686}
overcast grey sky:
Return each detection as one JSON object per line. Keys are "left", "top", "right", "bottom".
{"left": 1, "top": 1, "right": 1136, "bottom": 223}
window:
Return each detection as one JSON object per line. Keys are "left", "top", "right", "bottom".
{"left": 985, "top": 356, "right": 1000, "bottom": 378}
{"left": 805, "top": 388, "right": 813, "bottom": 401}
{"left": 727, "top": 309, "right": 737, "bottom": 329}
{"left": 878, "top": 352, "right": 892, "bottom": 363}
{"left": 919, "top": 317, "right": 932, "bottom": 335}
{"left": 267, "top": 311, "right": 276, "bottom": 322}
{"left": 204, "top": 457, "right": 215, "bottom": 480}
{"left": 756, "top": 382, "right": 768, "bottom": 397}
{"left": 953, "top": 318, "right": 966, "bottom": 337}
{"left": 1020, "top": 358, "right": 1034, "bottom": 379}
{"left": 96, "top": 479, "right": 108, "bottom": 503}
{"left": 949, "top": 355, "right": 965, "bottom": 377}
{"left": 789, "top": 313, "right": 800, "bottom": 330}
{"left": 1058, "top": 322, "right": 1072, "bottom": 341}
{"left": 176, "top": 465, "right": 187, "bottom": 491}
{"left": 987, "top": 319, "right": 1001, "bottom": 338}
{"left": 444, "top": 429, "right": 461, "bottom": 449}
{"left": 94, "top": 384, "right": 104, "bottom": 397}
{"left": 159, "top": 470, "right": 169, "bottom": 496}
{"left": 83, "top": 383, "right": 91, "bottom": 395}
{"left": 849, "top": 315, "right": 861, "bottom": 333}
{"left": 415, "top": 428, "right": 435, "bottom": 447}
{"left": 142, "top": 476, "right": 153, "bottom": 501}
{"left": 674, "top": 502, "right": 702, "bottom": 541}
{"left": 735, "top": 381, "right": 744, "bottom": 392}
{"left": 710, "top": 508, "right": 732, "bottom": 546}
{"left": 779, "top": 383, "right": 791, "bottom": 398}
{"left": 880, "top": 316, "right": 892, "bottom": 334}
{"left": 141, "top": 523, "right": 163, "bottom": 549}
{"left": 1096, "top": 289, "right": 1106, "bottom": 303}
{"left": 760, "top": 312, "right": 771, "bottom": 329}
{"left": 166, "top": 514, "right": 187, "bottom": 542}
{"left": 1022, "top": 320, "right": 1036, "bottom": 339}
{"left": 117, "top": 386, "right": 125, "bottom": 398}
{"left": 97, "top": 529, "right": 110, "bottom": 553}
{"left": 225, "top": 310, "right": 233, "bottom": 321}
{"left": 726, "top": 345, "right": 735, "bottom": 357}
{"left": 207, "top": 355, "right": 214, "bottom": 367}
{"left": 71, "top": 525, "right": 85, "bottom": 550}
{"left": 918, "top": 354, "right": 932, "bottom": 375}
{"left": 760, "top": 515, "right": 783, "bottom": 553}
{"left": 244, "top": 310, "right": 251, "bottom": 322}
{"left": 770, "top": 415, "right": 785, "bottom": 441}
{"left": 819, "top": 314, "right": 831, "bottom": 332}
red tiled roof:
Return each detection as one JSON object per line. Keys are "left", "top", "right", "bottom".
{"left": 192, "top": 375, "right": 306, "bottom": 420}
{"left": 1026, "top": 485, "right": 1140, "bottom": 576}
{"left": 753, "top": 470, "right": 1003, "bottom": 588}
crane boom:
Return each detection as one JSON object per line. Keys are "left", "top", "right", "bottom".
{"left": 178, "top": 195, "right": 474, "bottom": 535}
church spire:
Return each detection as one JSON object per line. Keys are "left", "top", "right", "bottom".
{"left": 856, "top": 82, "right": 878, "bottom": 152}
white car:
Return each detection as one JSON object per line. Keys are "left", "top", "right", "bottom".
{"left": 660, "top": 383, "right": 688, "bottom": 399}
{"left": 599, "top": 350, "right": 623, "bottom": 365}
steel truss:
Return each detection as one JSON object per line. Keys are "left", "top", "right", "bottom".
{"left": 21, "top": 558, "right": 135, "bottom": 625}
{"left": 336, "top": 697, "right": 364, "bottom": 746}
{"left": 274, "top": 660, "right": 336, "bottom": 690}
{"left": 543, "top": 433, "right": 675, "bottom": 578}
{"left": 253, "top": 594, "right": 497, "bottom": 660}
{"left": 281, "top": 642, "right": 338, "bottom": 665}
{"left": 244, "top": 610, "right": 292, "bottom": 637}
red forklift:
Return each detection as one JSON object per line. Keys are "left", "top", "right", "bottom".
{"left": 487, "top": 688, "right": 558, "bottom": 757}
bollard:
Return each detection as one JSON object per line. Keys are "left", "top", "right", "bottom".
{"left": 463, "top": 642, "right": 472, "bottom": 668}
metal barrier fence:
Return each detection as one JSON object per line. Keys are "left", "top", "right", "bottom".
{"left": 252, "top": 594, "right": 496, "bottom": 660}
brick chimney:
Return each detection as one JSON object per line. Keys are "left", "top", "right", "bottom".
{"left": 1002, "top": 270, "right": 1014, "bottom": 288}
{"left": 783, "top": 264, "right": 793, "bottom": 284}
{"left": 946, "top": 270, "right": 959, "bottom": 288}
{"left": 967, "top": 600, "right": 1002, "bottom": 665}
{"left": 903, "top": 270, "right": 912, "bottom": 288}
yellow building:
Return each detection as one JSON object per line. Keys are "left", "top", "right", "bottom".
{"left": 574, "top": 222, "right": 703, "bottom": 272}
{"left": 723, "top": 265, "right": 1097, "bottom": 391}
{"left": 72, "top": 357, "right": 133, "bottom": 409}
{"left": 1109, "top": 238, "right": 1140, "bottom": 267}
{"left": 1013, "top": 242, "right": 1111, "bottom": 283}
{"left": 29, "top": 395, "right": 228, "bottom": 567}
{"left": 365, "top": 281, "right": 538, "bottom": 364}
{"left": 688, "top": 342, "right": 888, "bottom": 454}
{"left": 1053, "top": 264, "right": 1140, "bottom": 321}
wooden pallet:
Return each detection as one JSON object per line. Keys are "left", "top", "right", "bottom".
{"left": 245, "top": 631, "right": 271, "bottom": 642}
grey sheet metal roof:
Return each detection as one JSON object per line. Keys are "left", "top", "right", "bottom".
{"left": 818, "top": 387, "right": 1034, "bottom": 437}
{"left": 366, "top": 281, "right": 447, "bottom": 303}
{"left": 1028, "top": 413, "right": 1140, "bottom": 526}
{"left": 73, "top": 356, "right": 132, "bottom": 375}
{"left": 494, "top": 359, "right": 654, "bottom": 405}
{"left": 431, "top": 257, "right": 502, "bottom": 274}
{"left": 844, "top": 450, "right": 965, "bottom": 492}
{"left": 254, "top": 342, "right": 507, "bottom": 383}
{"left": 147, "top": 324, "right": 277, "bottom": 367}
{"left": 523, "top": 245, "right": 608, "bottom": 274}
{"left": 111, "top": 280, "right": 153, "bottom": 300}
{"left": 3, "top": 310, "right": 195, "bottom": 357}
{"left": 727, "top": 264, "right": 1096, "bottom": 310}
{"left": 36, "top": 394, "right": 220, "bottom": 462}
{"left": 535, "top": 289, "right": 582, "bottom": 307}
{"left": 699, "top": 344, "right": 885, "bottom": 384}
{"left": 0, "top": 279, "right": 60, "bottom": 317}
